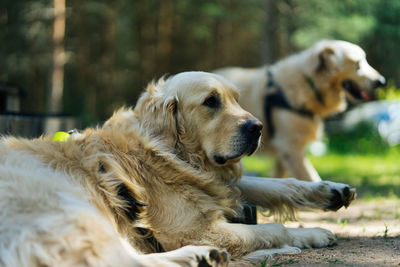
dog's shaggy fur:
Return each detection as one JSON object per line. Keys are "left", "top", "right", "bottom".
{"left": 215, "top": 40, "right": 386, "bottom": 181}
{"left": 0, "top": 72, "right": 355, "bottom": 266}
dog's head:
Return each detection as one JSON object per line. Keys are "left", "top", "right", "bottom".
{"left": 120, "top": 72, "right": 262, "bottom": 166}
{"left": 307, "top": 40, "right": 385, "bottom": 106}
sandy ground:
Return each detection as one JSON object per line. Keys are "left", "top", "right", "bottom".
{"left": 230, "top": 199, "right": 400, "bottom": 266}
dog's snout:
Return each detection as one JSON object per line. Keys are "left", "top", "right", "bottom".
{"left": 248, "top": 120, "right": 263, "bottom": 133}
{"left": 242, "top": 119, "right": 263, "bottom": 136}
{"left": 373, "top": 76, "right": 386, "bottom": 89}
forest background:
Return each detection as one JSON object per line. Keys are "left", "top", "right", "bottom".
{"left": 2, "top": 0, "right": 399, "bottom": 124}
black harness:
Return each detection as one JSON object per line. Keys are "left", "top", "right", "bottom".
{"left": 264, "top": 69, "right": 321, "bottom": 137}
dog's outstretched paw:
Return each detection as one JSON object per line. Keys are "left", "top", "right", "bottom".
{"left": 323, "top": 181, "right": 356, "bottom": 211}
{"left": 196, "top": 247, "right": 229, "bottom": 267}
{"left": 288, "top": 227, "right": 337, "bottom": 249}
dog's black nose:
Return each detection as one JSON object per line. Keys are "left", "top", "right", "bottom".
{"left": 242, "top": 119, "right": 263, "bottom": 137}
{"left": 373, "top": 76, "right": 386, "bottom": 89}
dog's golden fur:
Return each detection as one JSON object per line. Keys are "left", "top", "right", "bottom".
{"left": 0, "top": 72, "right": 355, "bottom": 266}
{"left": 215, "top": 40, "right": 386, "bottom": 181}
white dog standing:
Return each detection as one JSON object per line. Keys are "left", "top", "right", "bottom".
{"left": 215, "top": 40, "right": 386, "bottom": 182}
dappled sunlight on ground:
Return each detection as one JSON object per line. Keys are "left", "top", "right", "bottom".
{"left": 231, "top": 199, "right": 400, "bottom": 266}
{"left": 280, "top": 199, "right": 400, "bottom": 238}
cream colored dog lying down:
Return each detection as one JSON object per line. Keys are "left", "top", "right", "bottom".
{"left": 0, "top": 72, "right": 355, "bottom": 266}
{"left": 215, "top": 40, "right": 386, "bottom": 182}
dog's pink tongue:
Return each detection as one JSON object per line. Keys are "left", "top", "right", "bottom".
{"left": 361, "top": 90, "right": 371, "bottom": 101}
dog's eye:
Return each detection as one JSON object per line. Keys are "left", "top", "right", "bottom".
{"left": 203, "top": 95, "right": 220, "bottom": 108}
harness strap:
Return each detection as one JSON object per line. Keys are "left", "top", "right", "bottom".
{"left": 264, "top": 69, "right": 314, "bottom": 137}
{"left": 304, "top": 75, "right": 325, "bottom": 105}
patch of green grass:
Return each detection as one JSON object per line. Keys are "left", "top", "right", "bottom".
{"left": 252, "top": 257, "right": 269, "bottom": 267}
{"left": 383, "top": 224, "right": 389, "bottom": 239}
{"left": 327, "top": 259, "right": 345, "bottom": 264}
{"left": 242, "top": 155, "right": 274, "bottom": 177}
{"left": 243, "top": 150, "right": 400, "bottom": 199}
{"left": 270, "top": 259, "right": 298, "bottom": 267}
{"left": 336, "top": 218, "right": 348, "bottom": 228}
{"left": 309, "top": 152, "right": 400, "bottom": 198}
{"left": 251, "top": 257, "right": 298, "bottom": 267}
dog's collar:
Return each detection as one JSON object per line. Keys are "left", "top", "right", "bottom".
{"left": 304, "top": 75, "right": 325, "bottom": 106}
{"left": 264, "top": 69, "right": 315, "bottom": 137}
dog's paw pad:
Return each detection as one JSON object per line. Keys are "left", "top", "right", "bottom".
{"left": 209, "top": 249, "right": 229, "bottom": 264}
{"left": 196, "top": 248, "right": 229, "bottom": 267}
{"left": 324, "top": 183, "right": 356, "bottom": 211}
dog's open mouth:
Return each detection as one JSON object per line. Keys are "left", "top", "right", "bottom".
{"left": 342, "top": 79, "right": 373, "bottom": 102}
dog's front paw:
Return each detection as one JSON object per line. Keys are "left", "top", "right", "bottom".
{"left": 196, "top": 247, "right": 229, "bottom": 267}
{"left": 175, "top": 246, "right": 229, "bottom": 267}
{"left": 312, "top": 181, "right": 356, "bottom": 211}
{"left": 142, "top": 245, "right": 229, "bottom": 267}
{"left": 322, "top": 181, "right": 356, "bottom": 211}
{"left": 288, "top": 227, "right": 336, "bottom": 249}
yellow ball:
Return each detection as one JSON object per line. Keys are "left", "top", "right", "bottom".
{"left": 52, "top": 131, "right": 71, "bottom": 142}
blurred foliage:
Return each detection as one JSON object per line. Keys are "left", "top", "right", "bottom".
{"left": 290, "top": 0, "right": 378, "bottom": 48}
{"left": 327, "top": 121, "right": 391, "bottom": 155}
{"left": 377, "top": 81, "right": 400, "bottom": 100}
{"left": 309, "top": 152, "right": 400, "bottom": 198}
{"left": 1, "top": 0, "right": 400, "bottom": 125}
{"left": 243, "top": 150, "right": 400, "bottom": 198}
{"left": 2, "top": 0, "right": 399, "bottom": 198}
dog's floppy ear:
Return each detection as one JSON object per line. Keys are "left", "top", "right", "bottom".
{"left": 134, "top": 79, "right": 179, "bottom": 147}
{"left": 315, "top": 46, "right": 338, "bottom": 73}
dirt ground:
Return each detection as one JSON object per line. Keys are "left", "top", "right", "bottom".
{"left": 231, "top": 199, "right": 400, "bottom": 266}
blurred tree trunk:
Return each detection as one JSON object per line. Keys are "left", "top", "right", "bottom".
{"left": 262, "top": 0, "right": 279, "bottom": 64}
{"left": 156, "top": 0, "right": 173, "bottom": 75}
{"left": 75, "top": 2, "right": 91, "bottom": 116}
{"left": 262, "top": 0, "right": 296, "bottom": 64}
{"left": 98, "top": 8, "right": 116, "bottom": 119}
{"left": 48, "top": 0, "right": 66, "bottom": 113}
{"left": 133, "top": 0, "right": 157, "bottom": 88}
{"left": 278, "top": 0, "right": 296, "bottom": 56}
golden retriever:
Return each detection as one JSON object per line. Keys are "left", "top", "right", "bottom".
{"left": 0, "top": 72, "right": 355, "bottom": 266}
{"left": 215, "top": 40, "right": 386, "bottom": 181}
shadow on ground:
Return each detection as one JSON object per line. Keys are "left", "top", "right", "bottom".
{"left": 231, "top": 199, "right": 400, "bottom": 267}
